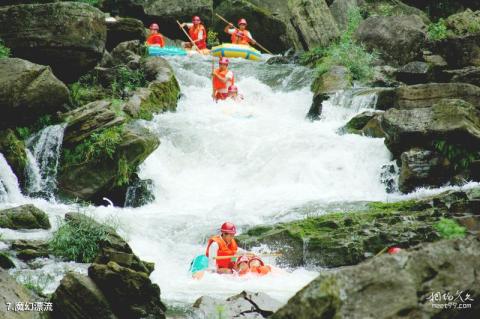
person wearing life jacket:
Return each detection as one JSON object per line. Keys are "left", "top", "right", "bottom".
{"left": 212, "top": 57, "right": 234, "bottom": 101}
{"left": 146, "top": 23, "right": 165, "bottom": 47}
{"left": 227, "top": 85, "right": 244, "bottom": 102}
{"left": 248, "top": 256, "right": 271, "bottom": 276}
{"left": 224, "top": 18, "right": 256, "bottom": 46}
{"left": 205, "top": 222, "right": 239, "bottom": 273}
{"left": 180, "top": 16, "right": 207, "bottom": 50}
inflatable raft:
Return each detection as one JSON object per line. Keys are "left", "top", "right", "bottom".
{"left": 148, "top": 46, "right": 187, "bottom": 57}
{"left": 211, "top": 43, "right": 262, "bottom": 61}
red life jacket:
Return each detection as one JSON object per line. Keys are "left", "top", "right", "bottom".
{"left": 146, "top": 33, "right": 165, "bottom": 47}
{"left": 231, "top": 30, "right": 252, "bottom": 45}
{"left": 189, "top": 24, "right": 207, "bottom": 49}
{"left": 206, "top": 235, "right": 238, "bottom": 268}
{"left": 212, "top": 68, "right": 234, "bottom": 93}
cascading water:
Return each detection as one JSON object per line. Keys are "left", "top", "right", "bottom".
{"left": 24, "top": 124, "right": 66, "bottom": 199}
{"left": 0, "top": 153, "right": 22, "bottom": 203}
{"left": 1, "top": 55, "right": 436, "bottom": 312}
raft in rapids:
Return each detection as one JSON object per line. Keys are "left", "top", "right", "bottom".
{"left": 148, "top": 45, "right": 187, "bottom": 57}
{"left": 211, "top": 43, "right": 262, "bottom": 61}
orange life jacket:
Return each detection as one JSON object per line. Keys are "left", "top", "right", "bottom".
{"left": 206, "top": 235, "right": 238, "bottom": 268}
{"left": 212, "top": 68, "right": 234, "bottom": 93}
{"left": 231, "top": 30, "right": 252, "bottom": 45}
{"left": 189, "top": 24, "right": 207, "bottom": 49}
{"left": 146, "top": 33, "right": 165, "bottom": 47}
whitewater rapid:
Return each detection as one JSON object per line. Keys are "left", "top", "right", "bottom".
{"left": 4, "top": 55, "right": 478, "bottom": 311}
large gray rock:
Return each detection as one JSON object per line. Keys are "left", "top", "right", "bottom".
{"left": 0, "top": 204, "right": 50, "bottom": 230}
{"left": 341, "top": 110, "right": 385, "bottom": 138}
{"left": 443, "top": 66, "right": 480, "bottom": 87}
{"left": 329, "top": 0, "right": 365, "bottom": 31}
{"left": 399, "top": 148, "right": 452, "bottom": 193}
{"left": 0, "top": 269, "right": 42, "bottom": 319}
{"left": 311, "top": 65, "right": 352, "bottom": 95}
{"left": 395, "top": 61, "right": 433, "bottom": 85}
{"left": 194, "top": 291, "right": 282, "bottom": 318}
{"left": 51, "top": 272, "right": 118, "bottom": 319}
{"left": 106, "top": 17, "right": 146, "bottom": 52}
{"left": 431, "top": 34, "right": 480, "bottom": 69}
{"left": 272, "top": 237, "right": 480, "bottom": 319}
{"left": 382, "top": 99, "right": 480, "bottom": 156}
{"left": 0, "top": 58, "right": 69, "bottom": 129}
{"left": 0, "top": 2, "right": 107, "bottom": 82}
{"left": 392, "top": 83, "right": 480, "bottom": 110}
{"left": 355, "top": 15, "right": 427, "bottom": 66}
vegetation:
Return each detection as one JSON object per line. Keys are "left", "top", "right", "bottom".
{"left": 300, "top": 8, "right": 377, "bottom": 82}
{"left": 432, "top": 140, "right": 480, "bottom": 171}
{"left": 207, "top": 30, "right": 220, "bottom": 48}
{"left": 0, "top": 39, "right": 10, "bottom": 58}
{"left": 62, "top": 125, "right": 124, "bottom": 167}
{"left": 49, "top": 214, "right": 116, "bottom": 263}
{"left": 434, "top": 218, "right": 466, "bottom": 239}
{"left": 427, "top": 18, "right": 448, "bottom": 40}
{"left": 14, "top": 272, "right": 54, "bottom": 296}
{"left": 74, "top": 0, "right": 100, "bottom": 6}
{"left": 116, "top": 156, "right": 135, "bottom": 186}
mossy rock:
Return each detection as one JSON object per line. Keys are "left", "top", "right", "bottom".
{"left": 0, "top": 252, "right": 15, "bottom": 269}
{"left": 0, "top": 204, "right": 51, "bottom": 230}
{"left": 0, "top": 129, "right": 28, "bottom": 186}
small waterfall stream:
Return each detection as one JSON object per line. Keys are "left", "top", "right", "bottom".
{"left": 0, "top": 153, "right": 22, "bottom": 203}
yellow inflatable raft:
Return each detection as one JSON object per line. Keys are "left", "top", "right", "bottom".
{"left": 211, "top": 43, "right": 262, "bottom": 61}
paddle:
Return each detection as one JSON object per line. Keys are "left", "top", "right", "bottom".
{"left": 176, "top": 20, "right": 200, "bottom": 52}
{"left": 212, "top": 56, "right": 216, "bottom": 101}
{"left": 215, "top": 13, "right": 274, "bottom": 55}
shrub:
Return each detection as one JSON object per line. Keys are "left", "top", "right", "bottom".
{"left": 116, "top": 155, "right": 134, "bottom": 186}
{"left": 207, "top": 30, "right": 220, "bottom": 47}
{"left": 62, "top": 125, "right": 124, "bottom": 166}
{"left": 0, "top": 39, "right": 10, "bottom": 58}
{"left": 434, "top": 218, "right": 466, "bottom": 239}
{"left": 110, "top": 66, "right": 147, "bottom": 99}
{"left": 428, "top": 18, "right": 448, "bottom": 40}
{"left": 14, "top": 271, "right": 54, "bottom": 296}
{"left": 432, "top": 140, "right": 479, "bottom": 171}
{"left": 49, "top": 214, "right": 115, "bottom": 262}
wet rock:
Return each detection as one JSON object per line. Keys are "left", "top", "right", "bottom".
{"left": 395, "top": 61, "right": 432, "bottom": 85}
{"left": 0, "top": 2, "right": 106, "bottom": 82}
{"left": 0, "top": 205, "right": 50, "bottom": 230}
{"left": 124, "top": 57, "right": 180, "bottom": 120}
{"left": 89, "top": 261, "right": 166, "bottom": 319}
{"left": 106, "top": 17, "right": 146, "bottom": 51}
{"left": 10, "top": 239, "right": 49, "bottom": 261}
{"left": 430, "top": 34, "right": 480, "bottom": 69}
{"left": 311, "top": 65, "right": 352, "bottom": 95}
{"left": 0, "top": 58, "right": 69, "bottom": 129}
{"left": 368, "top": 65, "right": 399, "bottom": 87}
{"left": 341, "top": 110, "right": 385, "bottom": 138}
{"left": 0, "top": 129, "right": 28, "bottom": 188}
{"left": 111, "top": 40, "right": 146, "bottom": 70}
{"left": 194, "top": 291, "right": 282, "bottom": 318}
{"left": 272, "top": 237, "right": 480, "bottom": 319}
{"left": 51, "top": 272, "right": 117, "bottom": 319}
{"left": 124, "top": 178, "right": 155, "bottom": 208}
{"left": 0, "top": 252, "right": 14, "bottom": 269}
{"left": 0, "top": 269, "right": 42, "bottom": 319}
{"left": 306, "top": 93, "right": 327, "bottom": 121}
{"left": 445, "top": 9, "right": 480, "bottom": 37}
{"left": 355, "top": 15, "right": 427, "bottom": 66}
{"left": 443, "top": 66, "right": 480, "bottom": 87}
{"left": 399, "top": 148, "right": 452, "bottom": 193}
{"left": 381, "top": 99, "right": 480, "bottom": 157}
{"left": 362, "top": 0, "right": 430, "bottom": 24}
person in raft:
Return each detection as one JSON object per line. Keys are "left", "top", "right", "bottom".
{"left": 224, "top": 18, "right": 257, "bottom": 46}
{"left": 146, "top": 23, "right": 165, "bottom": 47}
{"left": 179, "top": 16, "right": 207, "bottom": 50}
{"left": 227, "top": 85, "right": 244, "bottom": 102}
{"left": 212, "top": 57, "right": 234, "bottom": 101}
{"left": 205, "top": 222, "right": 254, "bottom": 274}
{"left": 236, "top": 255, "right": 272, "bottom": 276}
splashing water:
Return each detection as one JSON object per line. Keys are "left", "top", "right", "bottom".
{"left": 25, "top": 124, "right": 66, "bottom": 199}
{"left": 0, "top": 153, "right": 22, "bottom": 203}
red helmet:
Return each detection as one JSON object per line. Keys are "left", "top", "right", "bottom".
{"left": 219, "top": 57, "right": 230, "bottom": 65}
{"left": 387, "top": 247, "right": 402, "bottom": 254}
{"left": 192, "top": 16, "right": 201, "bottom": 24}
{"left": 248, "top": 256, "right": 264, "bottom": 267}
{"left": 220, "top": 222, "right": 236, "bottom": 234}
{"left": 228, "top": 85, "right": 238, "bottom": 92}
{"left": 149, "top": 23, "right": 159, "bottom": 30}
{"left": 238, "top": 18, "right": 247, "bottom": 26}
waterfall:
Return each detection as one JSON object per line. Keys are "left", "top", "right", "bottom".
{"left": 329, "top": 88, "right": 379, "bottom": 112}
{"left": 25, "top": 124, "right": 66, "bottom": 199}
{"left": 0, "top": 153, "right": 22, "bottom": 203}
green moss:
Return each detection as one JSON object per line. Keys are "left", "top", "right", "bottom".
{"left": 428, "top": 18, "right": 448, "bottom": 40}
{"left": 116, "top": 156, "right": 134, "bottom": 187}
{"left": 135, "top": 77, "right": 180, "bottom": 121}
{"left": 434, "top": 218, "right": 466, "bottom": 239}
{"left": 0, "top": 38, "right": 10, "bottom": 58}
{"left": 0, "top": 129, "right": 28, "bottom": 180}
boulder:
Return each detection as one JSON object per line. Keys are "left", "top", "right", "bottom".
{"left": 10, "top": 239, "right": 49, "bottom": 261}
{"left": 399, "top": 148, "right": 452, "bottom": 193}
{"left": 0, "top": 2, "right": 107, "bottom": 82}
{"left": 0, "top": 58, "right": 69, "bottom": 129}
{"left": 106, "top": 17, "right": 146, "bottom": 51}
{"left": 395, "top": 61, "right": 432, "bottom": 85}
{"left": 306, "top": 94, "right": 328, "bottom": 121}
{"left": 124, "top": 177, "right": 155, "bottom": 207}
{"left": 0, "top": 129, "right": 28, "bottom": 187}
{"left": 443, "top": 66, "right": 480, "bottom": 87}
{"left": 0, "top": 204, "right": 50, "bottom": 230}
{"left": 392, "top": 83, "right": 480, "bottom": 110}
{"left": 362, "top": 0, "right": 430, "bottom": 24}
{"left": 58, "top": 124, "right": 160, "bottom": 203}
{"left": 341, "top": 110, "right": 385, "bottom": 138}
{"left": 101, "top": 0, "right": 212, "bottom": 42}
{"left": 329, "top": 0, "right": 365, "bottom": 31}
{"left": 287, "top": 0, "right": 340, "bottom": 49}
{"left": 0, "top": 252, "right": 14, "bottom": 269}
{"left": 444, "top": 9, "right": 480, "bottom": 37}
{"left": 89, "top": 261, "right": 166, "bottom": 319}
{"left": 194, "top": 291, "right": 282, "bottom": 318}
{"left": 51, "top": 272, "right": 117, "bottom": 319}
{"left": 110, "top": 40, "right": 146, "bottom": 70}
{"left": 355, "top": 15, "right": 427, "bottom": 66}
{"left": 311, "top": 65, "right": 352, "bottom": 95}
{"left": 272, "top": 237, "right": 480, "bottom": 319}
{"left": 0, "top": 269, "right": 42, "bottom": 319}
{"left": 430, "top": 34, "right": 480, "bottom": 68}
{"left": 382, "top": 99, "right": 480, "bottom": 156}
{"left": 124, "top": 57, "right": 180, "bottom": 120}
